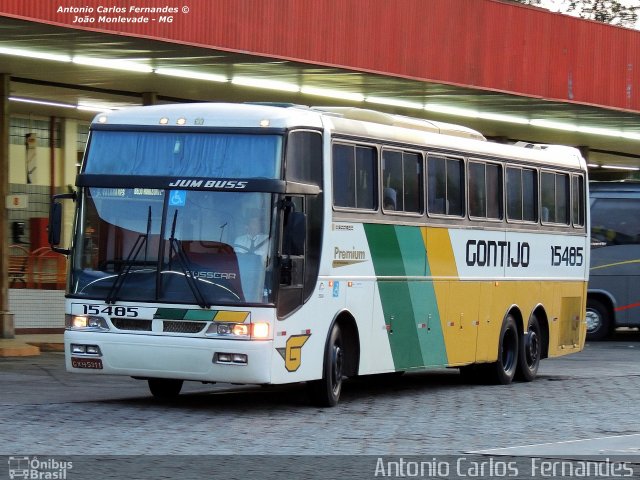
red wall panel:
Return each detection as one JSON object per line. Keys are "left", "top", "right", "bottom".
{"left": 1, "top": 0, "right": 639, "bottom": 112}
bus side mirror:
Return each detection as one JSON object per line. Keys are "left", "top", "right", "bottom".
{"left": 49, "top": 192, "right": 76, "bottom": 255}
{"left": 283, "top": 211, "right": 306, "bottom": 256}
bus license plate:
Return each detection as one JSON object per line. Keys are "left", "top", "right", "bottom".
{"left": 71, "top": 357, "right": 103, "bottom": 369}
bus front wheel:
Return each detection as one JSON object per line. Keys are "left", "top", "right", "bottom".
{"left": 148, "top": 378, "right": 184, "bottom": 400}
{"left": 308, "top": 324, "right": 344, "bottom": 407}
{"left": 586, "top": 299, "right": 612, "bottom": 341}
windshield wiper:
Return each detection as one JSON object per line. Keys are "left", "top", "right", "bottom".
{"left": 105, "top": 206, "right": 152, "bottom": 304}
{"left": 167, "top": 210, "right": 210, "bottom": 309}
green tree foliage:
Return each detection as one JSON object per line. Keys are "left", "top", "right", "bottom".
{"left": 511, "top": 0, "right": 639, "bottom": 28}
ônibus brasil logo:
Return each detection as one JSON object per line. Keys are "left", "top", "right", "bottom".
{"left": 8, "top": 456, "right": 73, "bottom": 480}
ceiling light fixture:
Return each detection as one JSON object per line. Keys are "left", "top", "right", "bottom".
{"left": 529, "top": 119, "right": 578, "bottom": 132}
{"left": 424, "top": 104, "right": 478, "bottom": 118}
{"left": 9, "top": 96, "right": 75, "bottom": 109}
{"left": 232, "top": 76, "right": 300, "bottom": 92}
{"left": 77, "top": 103, "right": 116, "bottom": 112}
{"left": 576, "top": 126, "right": 621, "bottom": 137}
{"left": 155, "top": 67, "right": 227, "bottom": 83}
{"left": 301, "top": 86, "right": 364, "bottom": 102}
{"left": 477, "top": 112, "right": 529, "bottom": 124}
{"left": 72, "top": 56, "right": 153, "bottom": 73}
{"left": 619, "top": 132, "right": 640, "bottom": 141}
{"left": 366, "top": 97, "right": 423, "bottom": 109}
{"left": 0, "top": 46, "right": 71, "bottom": 62}
{"left": 599, "top": 164, "right": 640, "bottom": 171}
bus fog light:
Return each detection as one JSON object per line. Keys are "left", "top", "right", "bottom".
{"left": 215, "top": 353, "right": 232, "bottom": 363}
{"left": 217, "top": 324, "right": 231, "bottom": 335}
{"left": 85, "top": 345, "right": 102, "bottom": 355}
{"left": 232, "top": 354, "right": 247, "bottom": 364}
{"left": 71, "top": 344, "right": 86, "bottom": 354}
{"left": 213, "top": 352, "right": 247, "bottom": 364}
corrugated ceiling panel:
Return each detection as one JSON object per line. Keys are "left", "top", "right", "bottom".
{"left": 1, "top": 0, "right": 639, "bottom": 111}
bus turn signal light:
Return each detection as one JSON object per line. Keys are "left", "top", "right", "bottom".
{"left": 252, "top": 322, "right": 269, "bottom": 339}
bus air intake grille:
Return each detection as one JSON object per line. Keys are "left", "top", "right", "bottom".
{"left": 112, "top": 319, "right": 152, "bottom": 331}
{"left": 163, "top": 321, "right": 206, "bottom": 334}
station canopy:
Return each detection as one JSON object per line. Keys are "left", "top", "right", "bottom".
{"left": 2, "top": 16, "right": 640, "bottom": 172}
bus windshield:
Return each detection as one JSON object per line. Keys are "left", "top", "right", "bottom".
{"left": 70, "top": 188, "right": 276, "bottom": 306}
{"left": 84, "top": 130, "right": 282, "bottom": 178}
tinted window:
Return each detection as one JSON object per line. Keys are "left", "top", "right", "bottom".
{"left": 591, "top": 198, "right": 640, "bottom": 245}
{"left": 286, "top": 131, "right": 322, "bottom": 184}
{"left": 469, "top": 161, "right": 502, "bottom": 219}
{"left": 541, "top": 171, "right": 570, "bottom": 224}
{"left": 382, "top": 149, "right": 423, "bottom": 213}
{"left": 507, "top": 166, "right": 537, "bottom": 222}
{"left": 428, "top": 155, "right": 464, "bottom": 216}
{"left": 332, "top": 143, "right": 377, "bottom": 210}
{"left": 572, "top": 176, "right": 585, "bottom": 227}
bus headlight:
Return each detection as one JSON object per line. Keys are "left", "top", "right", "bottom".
{"left": 65, "top": 314, "right": 109, "bottom": 331}
{"left": 205, "top": 321, "right": 270, "bottom": 339}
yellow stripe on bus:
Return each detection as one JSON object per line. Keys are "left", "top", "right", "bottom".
{"left": 214, "top": 311, "right": 250, "bottom": 323}
{"left": 423, "top": 227, "right": 458, "bottom": 278}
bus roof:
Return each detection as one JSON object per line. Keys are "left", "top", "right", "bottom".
{"left": 93, "top": 103, "right": 586, "bottom": 171}
{"left": 590, "top": 181, "right": 640, "bottom": 193}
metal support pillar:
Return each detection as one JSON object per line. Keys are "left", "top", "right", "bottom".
{"left": 142, "top": 92, "right": 157, "bottom": 106}
{"left": 0, "top": 73, "right": 14, "bottom": 338}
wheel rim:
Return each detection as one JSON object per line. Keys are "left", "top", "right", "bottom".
{"left": 331, "top": 343, "right": 343, "bottom": 396}
{"left": 525, "top": 327, "right": 540, "bottom": 369}
{"left": 585, "top": 308, "right": 602, "bottom": 333}
{"left": 501, "top": 328, "right": 517, "bottom": 373}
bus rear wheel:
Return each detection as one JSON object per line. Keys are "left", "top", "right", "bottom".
{"left": 586, "top": 298, "right": 612, "bottom": 341}
{"left": 148, "top": 378, "right": 183, "bottom": 399}
{"left": 308, "top": 324, "right": 344, "bottom": 407}
{"left": 484, "top": 314, "right": 519, "bottom": 385}
{"left": 516, "top": 314, "right": 541, "bottom": 382}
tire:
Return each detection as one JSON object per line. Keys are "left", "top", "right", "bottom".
{"left": 484, "top": 314, "right": 519, "bottom": 385}
{"left": 148, "top": 378, "right": 184, "bottom": 400}
{"left": 308, "top": 324, "right": 344, "bottom": 407}
{"left": 586, "top": 298, "right": 612, "bottom": 341}
{"left": 516, "top": 314, "right": 541, "bottom": 382}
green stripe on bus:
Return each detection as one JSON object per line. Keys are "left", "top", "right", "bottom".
{"left": 365, "top": 224, "right": 448, "bottom": 369}
{"left": 184, "top": 310, "right": 218, "bottom": 321}
{"left": 396, "top": 226, "right": 448, "bottom": 366}
{"left": 154, "top": 308, "right": 218, "bottom": 321}
{"left": 154, "top": 308, "right": 187, "bottom": 320}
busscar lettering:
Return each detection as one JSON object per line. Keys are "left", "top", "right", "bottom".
{"left": 192, "top": 271, "right": 237, "bottom": 280}
{"left": 465, "top": 240, "right": 530, "bottom": 268}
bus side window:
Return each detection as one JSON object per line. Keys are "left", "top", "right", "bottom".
{"left": 507, "top": 166, "right": 537, "bottom": 222}
{"left": 572, "top": 175, "right": 585, "bottom": 227}
{"left": 428, "top": 154, "right": 464, "bottom": 216}
{"left": 332, "top": 143, "right": 377, "bottom": 210}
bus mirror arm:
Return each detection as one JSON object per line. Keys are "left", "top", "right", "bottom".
{"left": 279, "top": 255, "right": 293, "bottom": 286}
{"left": 49, "top": 192, "right": 76, "bottom": 255}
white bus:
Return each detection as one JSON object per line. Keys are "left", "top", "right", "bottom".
{"left": 50, "top": 103, "right": 589, "bottom": 406}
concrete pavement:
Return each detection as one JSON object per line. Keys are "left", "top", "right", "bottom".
{"left": 0, "top": 334, "right": 64, "bottom": 357}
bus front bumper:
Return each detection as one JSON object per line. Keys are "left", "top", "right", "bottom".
{"left": 64, "top": 330, "right": 273, "bottom": 384}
